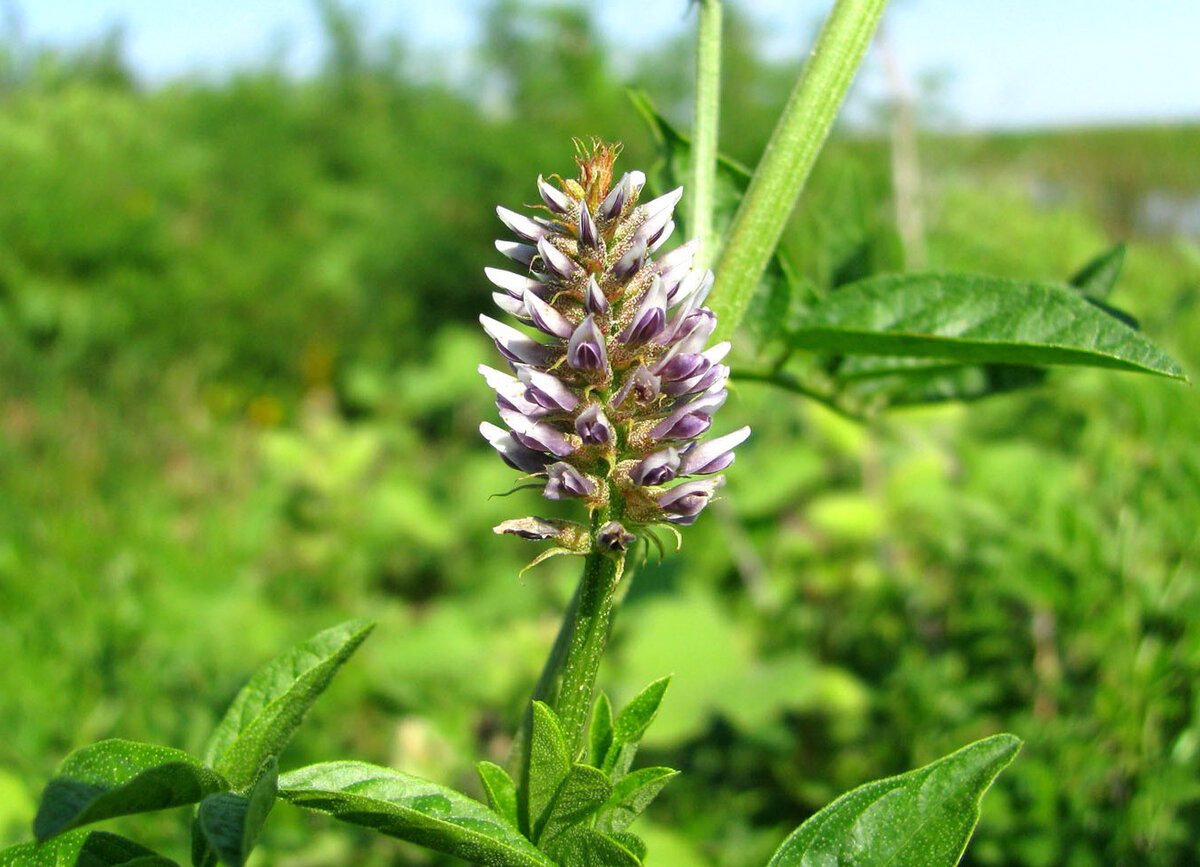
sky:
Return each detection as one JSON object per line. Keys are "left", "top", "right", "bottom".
{"left": 10, "top": 0, "right": 1200, "bottom": 130}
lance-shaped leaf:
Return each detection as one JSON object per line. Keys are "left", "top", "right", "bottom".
{"left": 279, "top": 762, "right": 555, "bottom": 867}
{"left": 767, "top": 734, "right": 1021, "bottom": 867}
{"left": 1, "top": 830, "right": 179, "bottom": 866}
{"left": 520, "top": 702, "right": 570, "bottom": 841}
{"left": 595, "top": 767, "right": 678, "bottom": 835}
{"left": 828, "top": 246, "right": 1140, "bottom": 408}
{"left": 34, "top": 740, "right": 227, "bottom": 841}
{"left": 191, "top": 758, "right": 277, "bottom": 867}
{"left": 786, "top": 273, "right": 1186, "bottom": 379}
{"left": 476, "top": 761, "right": 519, "bottom": 830}
{"left": 601, "top": 677, "right": 671, "bottom": 778}
{"left": 537, "top": 764, "right": 612, "bottom": 846}
{"left": 203, "top": 619, "right": 374, "bottom": 790}
{"left": 588, "top": 693, "right": 614, "bottom": 768}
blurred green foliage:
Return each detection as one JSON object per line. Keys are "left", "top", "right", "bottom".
{"left": 1, "top": 2, "right": 1198, "bottom": 865}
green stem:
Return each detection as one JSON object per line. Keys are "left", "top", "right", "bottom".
{"left": 710, "top": 0, "right": 888, "bottom": 340}
{"left": 690, "top": 0, "right": 723, "bottom": 269}
{"left": 730, "top": 366, "right": 867, "bottom": 423}
{"left": 554, "top": 547, "right": 624, "bottom": 758}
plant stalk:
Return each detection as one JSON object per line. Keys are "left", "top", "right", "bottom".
{"left": 690, "top": 0, "right": 723, "bottom": 269}
{"left": 554, "top": 547, "right": 623, "bottom": 758}
{"left": 710, "top": 0, "right": 888, "bottom": 340}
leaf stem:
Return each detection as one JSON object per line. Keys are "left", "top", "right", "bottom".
{"left": 710, "top": 0, "right": 888, "bottom": 339}
{"left": 690, "top": 0, "right": 723, "bottom": 269}
{"left": 731, "top": 366, "right": 866, "bottom": 423}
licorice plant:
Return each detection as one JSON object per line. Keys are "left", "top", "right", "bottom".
{"left": 8, "top": 0, "right": 1187, "bottom": 865}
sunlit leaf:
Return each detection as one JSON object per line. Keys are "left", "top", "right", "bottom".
{"left": 767, "top": 734, "right": 1021, "bottom": 866}
{"left": 602, "top": 677, "right": 671, "bottom": 778}
{"left": 538, "top": 764, "right": 612, "bottom": 846}
{"left": 1, "top": 830, "right": 178, "bottom": 866}
{"left": 788, "top": 273, "right": 1185, "bottom": 379}
{"left": 34, "top": 740, "right": 227, "bottom": 841}
{"left": 203, "top": 619, "right": 374, "bottom": 790}
{"left": 477, "top": 761, "right": 519, "bottom": 830}
{"left": 542, "top": 826, "right": 641, "bottom": 867}
{"left": 595, "top": 767, "right": 677, "bottom": 835}
{"left": 588, "top": 693, "right": 614, "bottom": 769}
{"left": 192, "top": 758, "right": 277, "bottom": 867}
{"left": 279, "top": 761, "right": 555, "bottom": 867}
{"left": 522, "top": 701, "right": 570, "bottom": 842}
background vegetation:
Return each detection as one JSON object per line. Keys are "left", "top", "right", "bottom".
{"left": 1, "top": 2, "right": 1197, "bottom": 864}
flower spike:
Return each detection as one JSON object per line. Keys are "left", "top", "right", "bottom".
{"left": 481, "top": 143, "right": 749, "bottom": 554}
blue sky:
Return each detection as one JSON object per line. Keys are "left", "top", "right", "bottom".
{"left": 12, "top": 0, "right": 1200, "bottom": 129}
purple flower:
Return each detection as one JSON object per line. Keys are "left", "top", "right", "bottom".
{"left": 481, "top": 144, "right": 749, "bottom": 553}
{"left": 619, "top": 277, "right": 667, "bottom": 346}
{"left": 495, "top": 240, "right": 537, "bottom": 267}
{"left": 678, "top": 426, "right": 751, "bottom": 476}
{"left": 480, "top": 422, "right": 550, "bottom": 474}
{"left": 544, "top": 462, "right": 596, "bottom": 500}
{"left": 656, "top": 476, "right": 726, "bottom": 525}
{"left": 524, "top": 290, "right": 575, "bottom": 339}
{"left": 479, "top": 315, "right": 553, "bottom": 367}
{"left": 537, "top": 174, "right": 571, "bottom": 213}
{"left": 575, "top": 404, "right": 614, "bottom": 445}
{"left": 566, "top": 315, "right": 609, "bottom": 372}
{"left": 583, "top": 275, "right": 610, "bottom": 314}
{"left": 537, "top": 237, "right": 579, "bottom": 280}
{"left": 497, "top": 206, "right": 549, "bottom": 242}
{"left": 611, "top": 365, "right": 661, "bottom": 408}
{"left": 632, "top": 448, "right": 680, "bottom": 487}
{"left": 578, "top": 206, "right": 601, "bottom": 251}
{"left": 516, "top": 366, "right": 579, "bottom": 412}
{"left": 611, "top": 238, "right": 647, "bottom": 282}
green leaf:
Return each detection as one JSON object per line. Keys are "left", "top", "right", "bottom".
{"left": 588, "top": 693, "right": 614, "bottom": 769}
{"left": 34, "top": 740, "right": 227, "bottom": 841}
{"left": 521, "top": 701, "right": 570, "bottom": 841}
{"left": 538, "top": 764, "right": 612, "bottom": 846}
{"left": 2, "top": 831, "right": 179, "bottom": 866}
{"left": 542, "top": 827, "right": 641, "bottom": 867}
{"left": 596, "top": 767, "right": 677, "bottom": 835}
{"left": 193, "top": 758, "right": 277, "bottom": 867}
{"left": 279, "top": 761, "right": 555, "bottom": 867}
{"left": 476, "top": 761, "right": 519, "bottom": 830}
{"left": 203, "top": 618, "right": 374, "bottom": 790}
{"left": 1069, "top": 242, "right": 1125, "bottom": 300}
{"left": 602, "top": 678, "right": 671, "bottom": 778}
{"left": 787, "top": 273, "right": 1187, "bottom": 380}
{"left": 767, "top": 734, "right": 1021, "bottom": 866}
{"left": 610, "top": 831, "right": 647, "bottom": 862}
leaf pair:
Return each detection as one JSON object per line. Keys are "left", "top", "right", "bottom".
{"left": 16, "top": 618, "right": 373, "bottom": 867}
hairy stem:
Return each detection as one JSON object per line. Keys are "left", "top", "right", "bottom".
{"left": 554, "top": 546, "right": 624, "bottom": 758}
{"left": 690, "top": 0, "right": 723, "bottom": 269}
{"left": 710, "top": 0, "right": 888, "bottom": 339}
